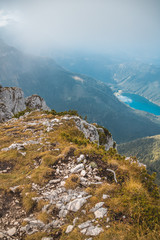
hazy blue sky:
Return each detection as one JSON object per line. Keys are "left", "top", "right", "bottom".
{"left": 0, "top": 0, "right": 160, "bottom": 56}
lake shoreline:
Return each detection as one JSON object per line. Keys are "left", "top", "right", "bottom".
{"left": 115, "top": 91, "right": 160, "bottom": 116}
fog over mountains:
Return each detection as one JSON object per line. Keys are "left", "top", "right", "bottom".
{"left": 1, "top": 40, "right": 160, "bottom": 143}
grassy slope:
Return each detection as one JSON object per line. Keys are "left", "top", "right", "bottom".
{"left": 118, "top": 135, "right": 160, "bottom": 185}
{"left": 0, "top": 111, "right": 160, "bottom": 240}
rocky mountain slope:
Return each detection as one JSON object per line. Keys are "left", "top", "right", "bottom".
{"left": 0, "top": 110, "right": 159, "bottom": 240}
{"left": 0, "top": 86, "right": 50, "bottom": 122}
{"left": 1, "top": 40, "right": 160, "bottom": 143}
{"left": 118, "top": 135, "right": 160, "bottom": 185}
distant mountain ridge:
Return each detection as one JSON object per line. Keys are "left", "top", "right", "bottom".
{"left": 118, "top": 135, "right": 160, "bottom": 184}
{"left": 54, "top": 53, "right": 160, "bottom": 106}
{"left": 1, "top": 40, "right": 160, "bottom": 143}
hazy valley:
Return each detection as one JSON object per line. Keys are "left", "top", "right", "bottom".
{"left": 1, "top": 40, "right": 160, "bottom": 144}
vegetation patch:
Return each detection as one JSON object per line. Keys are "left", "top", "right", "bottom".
{"left": 65, "top": 174, "right": 80, "bottom": 189}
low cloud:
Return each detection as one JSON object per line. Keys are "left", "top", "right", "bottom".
{"left": 0, "top": 0, "right": 160, "bottom": 56}
{"left": 0, "top": 10, "right": 19, "bottom": 27}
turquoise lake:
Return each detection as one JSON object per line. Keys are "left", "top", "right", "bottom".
{"left": 117, "top": 93, "right": 160, "bottom": 116}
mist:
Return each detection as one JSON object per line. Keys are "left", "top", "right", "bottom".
{"left": 0, "top": 0, "right": 160, "bottom": 57}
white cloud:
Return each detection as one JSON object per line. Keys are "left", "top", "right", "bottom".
{"left": 0, "top": 10, "right": 19, "bottom": 27}
{"left": 117, "top": 95, "right": 133, "bottom": 104}
{"left": 0, "top": 0, "right": 160, "bottom": 55}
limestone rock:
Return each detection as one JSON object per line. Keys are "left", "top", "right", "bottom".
{"left": 94, "top": 207, "right": 107, "bottom": 218}
{"left": 62, "top": 116, "right": 115, "bottom": 151}
{"left": 66, "top": 225, "right": 74, "bottom": 234}
{"left": 102, "top": 194, "right": 110, "bottom": 199}
{"left": 0, "top": 87, "right": 26, "bottom": 122}
{"left": 79, "top": 221, "right": 104, "bottom": 237}
{"left": 41, "top": 238, "right": 53, "bottom": 240}
{"left": 78, "top": 220, "right": 92, "bottom": 229}
{"left": 67, "top": 198, "right": 87, "bottom": 212}
{"left": 77, "top": 154, "right": 85, "bottom": 163}
{"left": 90, "top": 202, "right": 104, "bottom": 212}
{"left": 0, "top": 87, "right": 50, "bottom": 122}
{"left": 83, "top": 226, "right": 103, "bottom": 236}
{"left": 59, "top": 209, "right": 68, "bottom": 218}
{"left": 70, "top": 164, "right": 84, "bottom": 173}
{"left": 25, "top": 94, "right": 50, "bottom": 111}
{"left": 7, "top": 227, "right": 16, "bottom": 236}
{"left": 0, "top": 232, "right": 4, "bottom": 238}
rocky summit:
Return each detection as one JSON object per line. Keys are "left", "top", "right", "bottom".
{"left": 0, "top": 110, "right": 159, "bottom": 240}
{"left": 0, "top": 87, "right": 50, "bottom": 122}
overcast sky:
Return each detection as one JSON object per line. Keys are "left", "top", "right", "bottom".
{"left": 0, "top": 0, "right": 160, "bottom": 56}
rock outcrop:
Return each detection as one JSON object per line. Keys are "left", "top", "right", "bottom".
{"left": 25, "top": 95, "right": 50, "bottom": 111}
{"left": 62, "top": 116, "right": 115, "bottom": 151}
{"left": 0, "top": 87, "right": 50, "bottom": 122}
{"left": 0, "top": 87, "right": 26, "bottom": 122}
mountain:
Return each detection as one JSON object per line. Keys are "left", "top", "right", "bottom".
{"left": 118, "top": 135, "right": 160, "bottom": 185}
{"left": 1, "top": 40, "right": 160, "bottom": 143}
{"left": 0, "top": 110, "right": 159, "bottom": 240}
{"left": 54, "top": 52, "right": 160, "bottom": 106}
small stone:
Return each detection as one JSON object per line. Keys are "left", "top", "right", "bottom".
{"left": 90, "top": 202, "right": 104, "bottom": 212}
{"left": 81, "top": 170, "right": 86, "bottom": 177}
{"left": 106, "top": 217, "right": 110, "bottom": 223}
{"left": 66, "top": 225, "right": 74, "bottom": 234}
{"left": 59, "top": 209, "right": 68, "bottom": 218}
{"left": 41, "top": 238, "right": 53, "bottom": 240}
{"left": 94, "top": 207, "right": 107, "bottom": 218}
{"left": 94, "top": 176, "right": 101, "bottom": 181}
{"left": 61, "top": 181, "right": 66, "bottom": 186}
{"left": 10, "top": 185, "right": 19, "bottom": 193}
{"left": 67, "top": 198, "right": 87, "bottom": 212}
{"left": 77, "top": 154, "right": 85, "bottom": 163}
{"left": 7, "top": 227, "right": 16, "bottom": 236}
{"left": 49, "top": 179, "right": 60, "bottom": 184}
{"left": 56, "top": 168, "right": 60, "bottom": 174}
{"left": 78, "top": 220, "right": 92, "bottom": 229}
{"left": 73, "top": 217, "right": 79, "bottom": 225}
{"left": 81, "top": 210, "right": 86, "bottom": 214}
{"left": 64, "top": 175, "right": 69, "bottom": 179}
{"left": 70, "top": 164, "right": 84, "bottom": 173}
{"left": 14, "top": 221, "right": 19, "bottom": 225}
{"left": 82, "top": 226, "right": 103, "bottom": 236}
{"left": 29, "top": 220, "right": 45, "bottom": 228}
{"left": 102, "top": 194, "right": 110, "bottom": 199}
{"left": 19, "top": 151, "right": 26, "bottom": 156}
{"left": 0, "top": 232, "right": 4, "bottom": 238}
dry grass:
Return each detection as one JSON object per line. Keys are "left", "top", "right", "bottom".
{"left": 22, "top": 191, "right": 37, "bottom": 214}
{"left": 37, "top": 211, "right": 52, "bottom": 224}
{"left": 65, "top": 174, "right": 80, "bottom": 189}
{"left": 36, "top": 199, "right": 49, "bottom": 211}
